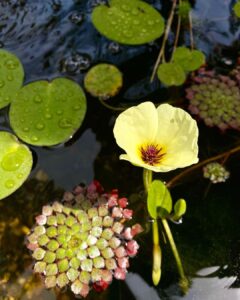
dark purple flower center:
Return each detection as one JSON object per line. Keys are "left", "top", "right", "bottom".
{"left": 140, "top": 144, "right": 165, "bottom": 166}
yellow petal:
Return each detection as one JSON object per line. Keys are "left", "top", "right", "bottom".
{"left": 155, "top": 104, "right": 199, "bottom": 170}
{"left": 113, "top": 102, "right": 158, "bottom": 159}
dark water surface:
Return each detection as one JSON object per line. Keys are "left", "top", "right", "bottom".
{"left": 0, "top": 0, "right": 240, "bottom": 299}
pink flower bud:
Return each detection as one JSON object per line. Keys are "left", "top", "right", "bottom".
{"left": 114, "top": 268, "right": 126, "bottom": 280}
{"left": 112, "top": 207, "right": 123, "bottom": 218}
{"left": 117, "top": 257, "right": 129, "bottom": 269}
{"left": 126, "top": 240, "right": 139, "bottom": 257}
{"left": 118, "top": 197, "right": 128, "bottom": 208}
{"left": 122, "top": 209, "right": 133, "bottom": 219}
{"left": 35, "top": 214, "right": 47, "bottom": 225}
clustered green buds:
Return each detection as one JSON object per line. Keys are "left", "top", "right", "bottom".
{"left": 203, "top": 162, "right": 230, "bottom": 184}
{"left": 186, "top": 68, "right": 240, "bottom": 131}
{"left": 26, "top": 181, "right": 143, "bottom": 297}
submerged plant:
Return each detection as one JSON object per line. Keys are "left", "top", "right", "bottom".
{"left": 26, "top": 181, "right": 142, "bottom": 297}
{"left": 113, "top": 101, "right": 199, "bottom": 290}
{"left": 186, "top": 68, "right": 240, "bottom": 131}
{"left": 203, "top": 162, "right": 230, "bottom": 184}
{"left": 84, "top": 63, "right": 123, "bottom": 99}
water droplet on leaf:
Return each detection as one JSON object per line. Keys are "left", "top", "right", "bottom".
{"left": 1, "top": 151, "right": 24, "bottom": 171}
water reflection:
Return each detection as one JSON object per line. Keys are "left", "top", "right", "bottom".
{"left": 35, "top": 129, "right": 101, "bottom": 190}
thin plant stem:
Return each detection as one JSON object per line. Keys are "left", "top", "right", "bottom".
{"left": 143, "top": 169, "right": 187, "bottom": 288}
{"left": 150, "top": 0, "right": 178, "bottom": 82}
{"left": 188, "top": 11, "right": 194, "bottom": 50}
{"left": 173, "top": 13, "right": 181, "bottom": 53}
{"left": 152, "top": 221, "right": 162, "bottom": 285}
{"left": 98, "top": 98, "right": 125, "bottom": 111}
{"left": 167, "top": 144, "right": 240, "bottom": 188}
{"left": 161, "top": 219, "right": 188, "bottom": 292}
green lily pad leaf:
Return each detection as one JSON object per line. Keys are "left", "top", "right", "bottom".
{"left": 9, "top": 78, "right": 86, "bottom": 146}
{"left": 0, "top": 131, "right": 32, "bottom": 200}
{"left": 0, "top": 49, "right": 24, "bottom": 109}
{"left": 157, "top": 62, "right": 186, "bottom": 86}
{"left": 172, "top": 47, "right": 205, "bottom": 72}
{"left": 177, "top": 1, "right": 191, "bottom": 19}
{"left": 147, "top": 180, "right": 172, "bottom": 219}
{"left": 172, "top": 199, "right": 187, "bottom": 221}
{"left": 92, "top": 0, "right": 164, "bottom": 45}
{"left": 233, "top": 1, "right": 240, "bottom": 17}
{"left": 84, "top": 63, "right": 123, "bottom": 99}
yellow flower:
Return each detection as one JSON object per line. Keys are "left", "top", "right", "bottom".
{"left": 113, "top": 102, "right": 199, "bottom": 172}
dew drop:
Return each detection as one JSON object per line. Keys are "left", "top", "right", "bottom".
{"left": 1, "top": 151, "right": 24, "bottom": 171}
{"left": 121, "top": 4, "right": 129, "bottom": 11}
{"left": 0, "top": 80, "right": 5, "bottom": 88}
{"left": 147, "top": 20, "right": 154, "bottom": 26}
{"left": 31, "top": 136, "right": 39, "bottom": 142}
{"left": 5, "top": 179, "right": 15, "bottom": 189}
{"left": 35, "top": 122, "right": 45, "bottom": 130}
{"left": 45, "top": 113, "right": 52, "bottom": 120}
{"left": 73, "top": 105, "right": 80, "bottom": 111}
{"left": 34, "top": 95, "right": 42, "bottom": 103}
{"left": 23, "top": 127, "right": 29, "bottom": 132}
{"left": 58, "top": 118, "right": 72, "bottom": 129}
{"left": 5, "top": 59, "right": 19, "bottom": 70}
{"left": 56, "top": 109, "right": 63, "bottom": 115}
{"left": 7, "top": 75, "right": 13, "bottom": 81}
{"left": 17, "top": 173, "right": 23, "bottom": 179}
{"left": 132, "top": 8, "right": 139, "bottom": 15}
{"left": 133, "top": 20, "right": 140, "bottom": 25}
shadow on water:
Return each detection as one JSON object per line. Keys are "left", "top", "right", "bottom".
{"left": 0, "top": 0, "right": 240, "bottom": 299}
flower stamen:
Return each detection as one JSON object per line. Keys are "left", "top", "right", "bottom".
{"left": 140, "top": 144, "right": 165, "bottom": 166}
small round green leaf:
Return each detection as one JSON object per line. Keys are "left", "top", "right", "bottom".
{"left": 0, "top": 49, "right": 24, "bottom": 109}
{"left": 9, "top": 78, "right": 87, "bottom": 146}
{"left": 84, "top": 64, "right": 123, "bottom": 99}
{"left": 0, "top": 131, "right": 32, "bottom": 200}
{"left": 157, "top": 62, "right": 186, "bottom": 86}
{"left": 233, "top": 1, "right": 240, "bottom": 17}
{"left": 147, "top": 180, "right": 172, "bottom": 219}
{"left": 92, "top": 0, "right": 164, "bottom": 45}
{"left": 172, "top": 47, "right": 205, "bottom": 72}
{"left": 172, "top": 199, "right": 187, "bottom": 221}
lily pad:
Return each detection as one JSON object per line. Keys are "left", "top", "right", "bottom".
{"left": 233, "top": 1, "right": 240, "bottom": 18}
{"left": 92, "top": 0, "right": 164, "bottom": 45}
{"left": 9, "top": 78, "right": 87, "bottom": 146}
{"left": 84, "top": 63, "right": 123, "bottom": 99}
{"left": 0, "top": 131, "right": 32, "bottom": 200}
{"left": 157, "top": 62, "right": 186, "bottom": 86}
{"left": 172, "top": 47, "right": 205, "bottom": 72}
{"left": 0, "top": 49, "right": 24, "bottom": 109}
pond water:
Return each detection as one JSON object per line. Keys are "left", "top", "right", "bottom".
{"left": 0, "top": 0, "right": 240, "bottom": 299}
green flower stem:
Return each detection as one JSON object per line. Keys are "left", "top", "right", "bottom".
{"left": 143, "top": 168, "right": 187, "bottom": 289}
{"left": 98, "top": 98, "right": 125, "bottom": 111}
{"left": 152, "top": 221, "right": 162, "bottom": 285}
{"left": 161, "top": 218, "right": 188, "bottom": 288}
{"left": 143, "top": 168, "right": 161, "bottom": 285}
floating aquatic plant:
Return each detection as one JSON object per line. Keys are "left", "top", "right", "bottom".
{"left": 92, "top": 0, "right": 164, "bottom": 45}
{"left": 157, "top": 47, "right": 205, "bottom": 86}
{"left": 203, "top": 162, "right": 230, "bottom": 184}
{"left": 186, "top": 68, "right": 240, "bottom": 131}
{"left": 0, "top": 49, "right": 24, "bottom": 109}
{"left": 26, "top": 181, "right": 142, "bottom": 297}
{"left": 84, "top": 63, "right": 123, "bottom": 99}
{"left": 233, "top": 0, "right": 240, "bottom": 18}
{"left": 0, "top": 131, "right": 32, "bottom": 200}
{"left": 9, "top": 78, "right": 87, "bottom": 146}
